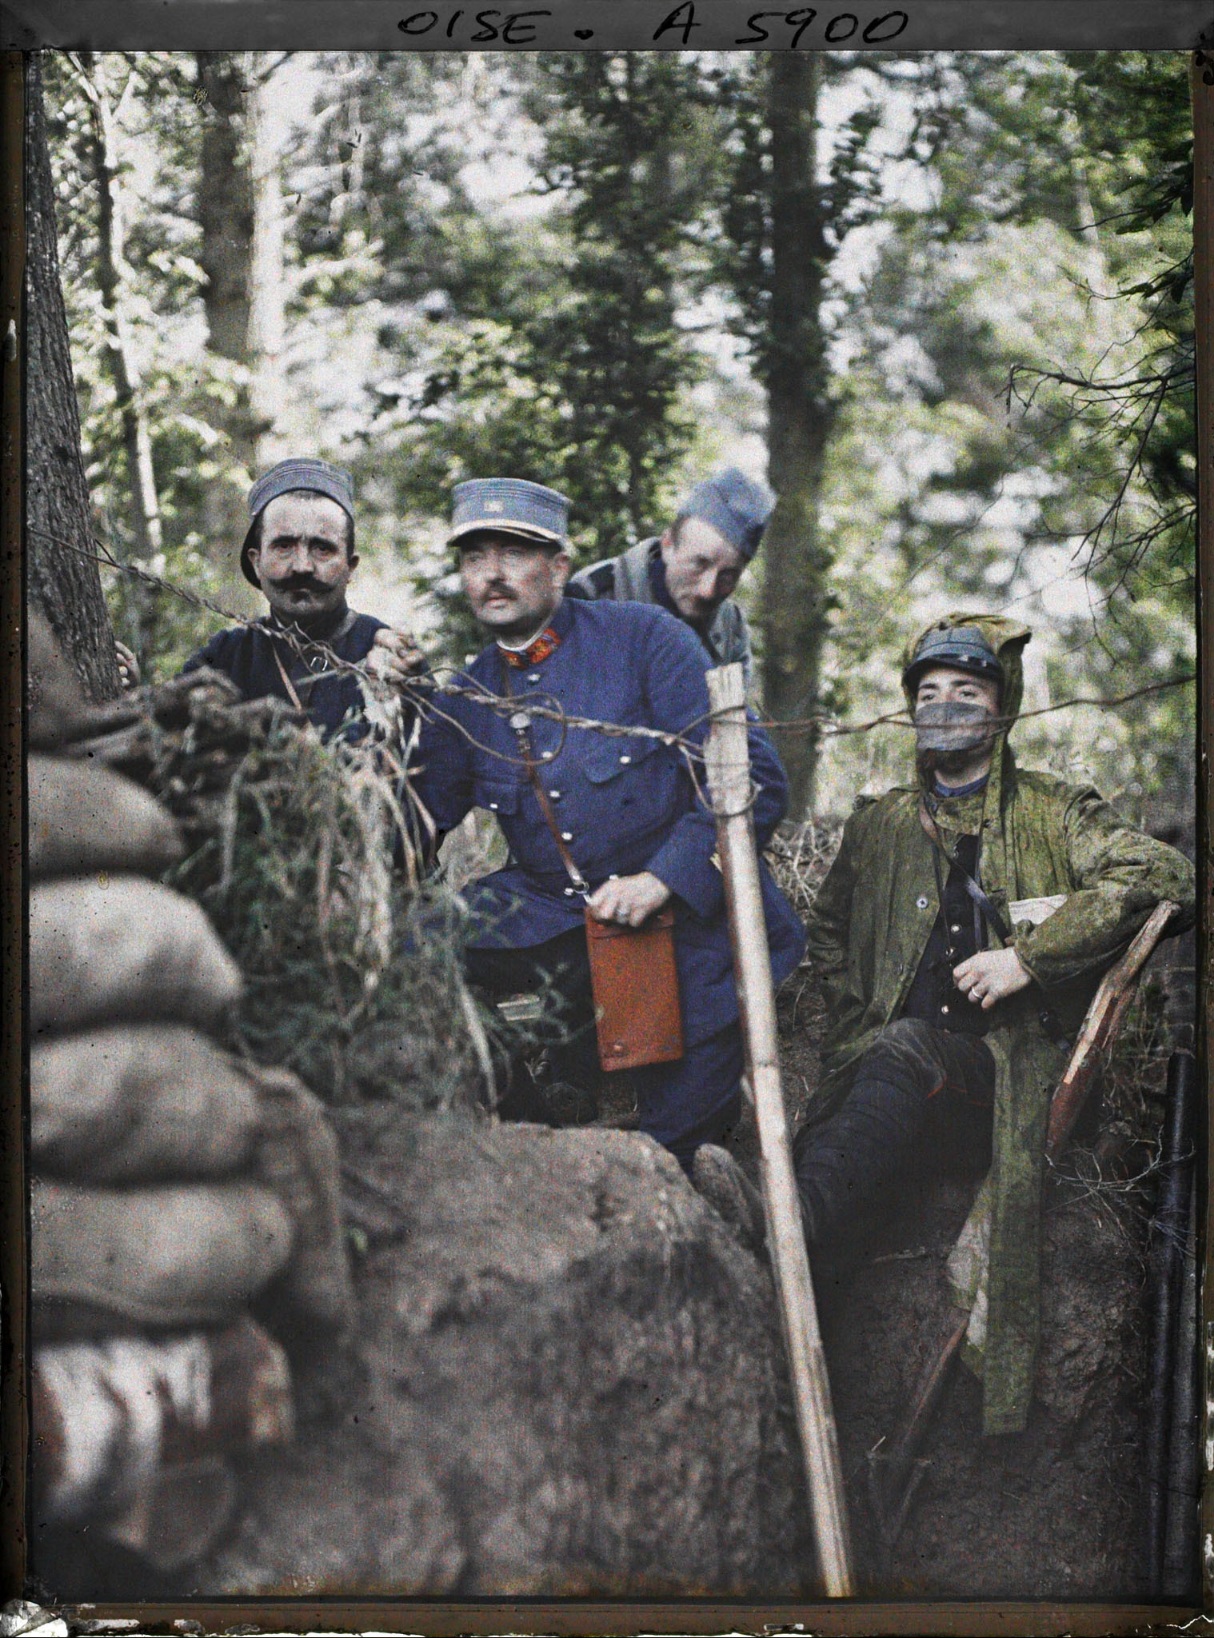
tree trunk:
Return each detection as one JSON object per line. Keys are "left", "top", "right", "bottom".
{"left": 760, "top": 55, "right": 835, "bottom": 817}
{"left": 195, "top": 50, "right": 259, "bottom": 612}
{"left": 73, "top": 49, "right": 163, "bottom": 672}
{"left": 195, "top": 50, "right": 285, "bottom": 612}
{"left": 76, "top": 52, "right": 163, "bottom": 563}
{"left": 24, "top": 54, "right": 119, "bottom": 703}
{"left": 247, "top": 52, "right": 286, "bottom": 469}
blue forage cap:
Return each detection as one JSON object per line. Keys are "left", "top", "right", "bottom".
{"left": 248, "top": 457, "right": 354, "bottom": 523}
{"left": 679, "top": 467, "right": 775, "bottom": 562}
{"left": 903, "top": 625, "right": 1002, "bottom": 693}
{"left": 242, "top": 458, "right": 355, "bottom": 585}
{"left": 449, "top": 478, "right": 570, "bottom": 548}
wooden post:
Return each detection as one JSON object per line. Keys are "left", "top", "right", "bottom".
{"left": 704, "top": 662, "right": 853, "bottom": 1598}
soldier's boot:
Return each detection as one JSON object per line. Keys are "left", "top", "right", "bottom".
{"left": 541, "top": 1080, "right": 600, "bottom": 1126}
{"left": 544, "top": 1025, "right": 601, "bottom": 1126}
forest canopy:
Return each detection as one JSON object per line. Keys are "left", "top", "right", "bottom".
{"left": 44, "top": 48, "right": 1195, "bottom": 823}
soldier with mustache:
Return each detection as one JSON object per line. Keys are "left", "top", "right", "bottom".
{"left": 171, "top": 458, "right": 423, "bottom": 740}
{"left": 413, "top": 477, "right": 805, "bottom": 1164}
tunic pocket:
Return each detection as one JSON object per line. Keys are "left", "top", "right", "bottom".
{"left": 471, "top": 776, "right": 522, "bottom": 817}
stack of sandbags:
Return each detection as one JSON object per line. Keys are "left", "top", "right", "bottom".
{"left": 27, "top": 613, "right": 353, "bottom": 1577}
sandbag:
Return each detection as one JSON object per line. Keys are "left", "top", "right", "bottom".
{"left": 27, "top": 609, "right": 92, "bottom": 750}
{"left": 30, "top": 876, "right": 242, "bottom": 1035}
{"left": 33, "top": 1320, "right": 293, "bottom": 1537}
{"left": 30, "top": 755, "right": 184, "bottom": 881}
{"left": 31, "top": 1024, "right": 260, "bottom": 1183}
{"left": 32, "top": 1177, "right": 294, "bottom": 1335}
{"left": 247, "top": 1064, "right": 354, "bottom": 1338}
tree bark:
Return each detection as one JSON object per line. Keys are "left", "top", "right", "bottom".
{"left": 24, "top": 53, "right": 119, "bottom": 703}
{"left": 196, "top": 52, "right": 253, "bottom": 365}
{"left": 247, "top": 52, "right": 286, "bottom": 469}
{"left": 195, "top": 51, "right": 258, "bottom": 608}
{"left": 760, "top": 55, "right": 835, "bottom": 817}
{"left": 194, "top": 51, "right": 284, "bottom": 611}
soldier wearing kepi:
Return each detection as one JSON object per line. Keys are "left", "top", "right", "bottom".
{"left": 413, "top": 478, "right": 805, "bottom": 1172}
{"left": 178, "top": 458, "right": 422, "bottom": 740}
{"left": 567, "top": 467, "right": 774, "bottom": 684}
{"left": 791, "top": 613, "right": 1195, "bottom": 1432}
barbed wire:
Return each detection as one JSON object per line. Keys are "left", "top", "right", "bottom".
{"left": 36, "top": 528, "right": 1196, "bottom": 764}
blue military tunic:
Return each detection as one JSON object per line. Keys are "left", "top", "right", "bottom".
{"left": 414, "top": 597, "right": 804, "bottom": 1049}
{"left": 182, "top": 608, "right": 386, "bottom": 742}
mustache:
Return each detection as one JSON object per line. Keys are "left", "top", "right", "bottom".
{"left": 479, "top": 582, "right": 516, "bottom": 600}
{"left": 270, "top": 573, "right": 327, "bottom": 593}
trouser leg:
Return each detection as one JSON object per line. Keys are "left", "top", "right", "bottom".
{"left": 631, "top": 1025, "right": 746, "bottom": 1176}
{"left": 464, "top": 930, "right": 597, "bottom": 1121}
{"left": 792, "top": 1017, "right": 995, "bottom": 1252}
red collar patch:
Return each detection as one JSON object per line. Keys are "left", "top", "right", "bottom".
{"left": 499, "top": 626, "right": 562, "bottom": 668}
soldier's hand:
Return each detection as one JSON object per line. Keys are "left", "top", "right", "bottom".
{"left": 366, "top": 627, "right": 426, "bottom": 687}
{"left": 953, "top": 947, "right": 1031, "bottom": 1009}
{"left": 586, "top": 871, "right": 671, "bottom": 929}
{"left": 115, "top": 641, "right": 141, "bottom": 691}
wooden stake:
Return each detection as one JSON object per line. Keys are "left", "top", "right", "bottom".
{"left": 704, "top": 663, "right": 854, "bottom": 1598}
{"left": 1045, "top": 899, "right": 1178, "bottom": 1158}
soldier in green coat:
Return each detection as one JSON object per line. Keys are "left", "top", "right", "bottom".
{"left": 793, "top": 613, "right": 1195, "bottom": 1433}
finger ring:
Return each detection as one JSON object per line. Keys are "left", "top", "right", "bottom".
{"left": 616, "top": 909, "right": 628, "bottom": 923}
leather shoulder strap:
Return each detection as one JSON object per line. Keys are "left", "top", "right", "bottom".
{"left": 500, "top": 658, "right": 589, "bottom": 898}
{"left": 918, "top": 797, "right": 1012, "bottom": 945}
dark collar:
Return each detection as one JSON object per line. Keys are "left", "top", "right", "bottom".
{"left": 934, "top": 771, "right": 990, "bottom": 799}
{"left": 267, "top": 603, "right": 355, "bottom": 645}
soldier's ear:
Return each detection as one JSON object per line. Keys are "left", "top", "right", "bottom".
{"left": 551, "top": 550, "right": 572, "bottom": 589}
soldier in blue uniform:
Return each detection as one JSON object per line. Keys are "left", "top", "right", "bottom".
{"left": 413, "top": 478, "right": 805, "bottom": 1173}
{"left": 566, "top": 467, "right": 774, "bottom": 686}
{"left": 178, "top": 458, "right": 422, "bottom": 741}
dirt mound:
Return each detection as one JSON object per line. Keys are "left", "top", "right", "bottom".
{"left": 201, "top": 1111, "right": 816, "bottom": 1598}
{"left": 816, "top": 1168, "right": 1150, "bottom": 1599}
{"left": 733, "top": 986, "right": 1170, "bottom": 1600}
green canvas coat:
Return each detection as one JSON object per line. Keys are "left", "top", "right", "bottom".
{"left": 805, "top": 614, "right": 1195, "bottom": 1433}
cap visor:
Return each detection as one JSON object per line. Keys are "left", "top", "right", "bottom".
{"left": 448, "top": 520, "right": 565, "bottom": 547}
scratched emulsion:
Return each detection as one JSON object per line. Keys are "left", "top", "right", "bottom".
{"left": 1, "top": 0, "right": 1211, "bottom": 53}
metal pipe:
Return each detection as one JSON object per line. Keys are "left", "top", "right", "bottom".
{"left": 1145, "top": 1049, "right": 1198, "bottom": 1593}
{"left": 1162, "top": 1176, "right": 1201, "bottom": 1599}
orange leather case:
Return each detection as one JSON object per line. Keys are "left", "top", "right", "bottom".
{"left": 584, "top": 907, "right": 684, "bottom": 1071}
